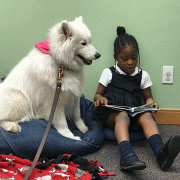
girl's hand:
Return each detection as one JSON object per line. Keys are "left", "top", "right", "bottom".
{"left": 142, "top": 87, "right": 159, "bottom": 109}
{"left": 94, "top": 83, "right": 108, "bottom": 108}
{"left": 150, "top": 101, "right": 159, "bottom": 109}
{"left": 94, "top": 97, "right": 108, "bottom": 108}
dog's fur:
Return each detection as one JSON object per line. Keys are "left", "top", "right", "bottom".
{"left": 0, "top": 16, "right": 101, "bottom": 140}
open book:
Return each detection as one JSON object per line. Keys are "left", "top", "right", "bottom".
{"left": 101, "top": 101, "right": 159, "bottom": 117}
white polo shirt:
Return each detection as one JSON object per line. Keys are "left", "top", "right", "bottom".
{"left": 99, "top": 64, "right": 153, "bottom": 90}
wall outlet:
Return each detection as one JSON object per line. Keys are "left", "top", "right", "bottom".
{"left": 162, "top": 66, "right": 174, "bottom": 84}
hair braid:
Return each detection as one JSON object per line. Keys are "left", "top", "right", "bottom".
{"left": 114, "top": 26, "right": 139, "bottom": 56}
{"left": 114, "top": 26, "right": 140, "bottom": 73}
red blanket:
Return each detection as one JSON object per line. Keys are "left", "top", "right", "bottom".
{"left": 0, "top": 154, "right": 115, "bottom": 180}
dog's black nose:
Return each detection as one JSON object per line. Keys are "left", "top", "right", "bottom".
{"left": 95, "top": 53, "right": 101, "bottom": 59}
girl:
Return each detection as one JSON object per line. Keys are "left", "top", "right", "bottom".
{"left": 94, "top": 27, "right": 180, "bottom": 171}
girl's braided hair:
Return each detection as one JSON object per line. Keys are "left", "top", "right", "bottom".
{"left": 114, "top": 27, "right": 140, "bottom": 72}
{"left": 114, "top": 27, "right": 139, "bottom": 57}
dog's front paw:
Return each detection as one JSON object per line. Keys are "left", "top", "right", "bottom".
{"left": 57, "top": 129, "right": 81, "bottom": 141}
{"left": 80, "top": 125, "right": 88, "bottom": 133}
{"left": 1, "top": 121, "right": 21, "bottom": 133}
{"left": 75, "top": 119, "right": 89, "bottom": 133}
{"left": 71, "top": 136, "right": 81, "bottom": 141}
{"left": 64, "top": 133, "right": 81, "bottom": 141}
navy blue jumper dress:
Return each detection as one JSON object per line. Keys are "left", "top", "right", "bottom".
{"left": 94, "top": 66, "right": 143, "bottom": 126}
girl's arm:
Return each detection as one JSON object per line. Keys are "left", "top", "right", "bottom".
{"left": 142, "top": 87, "right": 159, "bottom": 109}
{"left": 94, "top": 83, "right": 108, "bottom": 108}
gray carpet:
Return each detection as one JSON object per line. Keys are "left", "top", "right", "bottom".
{"left": 83, "top": 125, "right": 180, "bottom": 180}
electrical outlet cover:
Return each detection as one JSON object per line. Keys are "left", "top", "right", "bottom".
{"left": 162, "top": 66, "right": 174, "bottom": 84}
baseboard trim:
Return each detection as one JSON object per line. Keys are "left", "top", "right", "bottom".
{"left": 152, "top": 109, "right": 180, "bottom": 125}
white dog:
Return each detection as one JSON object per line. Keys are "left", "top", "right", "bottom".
{"left": 0, "top": 16, "right": 101, "bottom": 140}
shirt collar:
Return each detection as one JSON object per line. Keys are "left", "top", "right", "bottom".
{"left": 114, "top": 62, "right": 141, "bottom": 76}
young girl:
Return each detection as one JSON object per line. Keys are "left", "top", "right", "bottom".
{"left": 94, "top": 26, "right": 180, "bottom": 171}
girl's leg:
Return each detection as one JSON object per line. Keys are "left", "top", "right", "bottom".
{"left": 138, "top": 112, "right": 159, "bottom": 139}
{"left": 106, "top": 111, "right": 146, "bottom": 170}
{"left": 138, "top": 112, "right": 180, "bottom": 170}
{"left": 138, "top": 112, "right": 164, "bottom": 156}
{"left": 107, "top": 111, "right": 130, "bottom": 144}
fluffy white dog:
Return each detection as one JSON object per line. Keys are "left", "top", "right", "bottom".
{"left": 0, "top": 16, "right": 101, "bottom": 140}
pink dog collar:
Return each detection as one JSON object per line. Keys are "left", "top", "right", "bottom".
{"left": 35, "top": 40, "right": 51, "bottom": 54}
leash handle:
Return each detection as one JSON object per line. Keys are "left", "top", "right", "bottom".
{"left": 24, "top": 68, "right": 63, "bottom": 180}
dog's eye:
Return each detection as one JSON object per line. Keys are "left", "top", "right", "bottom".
{"left": 81, "top": 42, "right": 86, "bottom": 46}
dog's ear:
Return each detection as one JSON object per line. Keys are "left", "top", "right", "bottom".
{"left": 61, "top": 21, "right": 72, "bottom": 40}
{"left": 75, "top": 16, "right": 83, "bottom": 23}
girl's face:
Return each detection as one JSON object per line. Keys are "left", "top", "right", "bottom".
{"left": 115, "top": 45, "right": 138, "bottom": 75}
